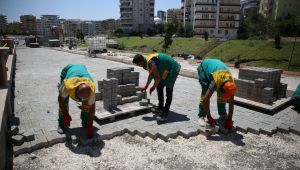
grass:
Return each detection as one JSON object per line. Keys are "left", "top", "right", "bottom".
{"left": 206, "top": 40, "right": 300, "bottom": 72}
{"left": 116, "top": 36, "right": 212, "bottom": 55}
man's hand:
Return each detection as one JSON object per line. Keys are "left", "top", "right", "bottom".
{"left": 150, "top": 86, "right": 156, "bottom": 95}
{"left": 223, "top": 118, "right": 233, "bottom": 129}
{"left": 142, "top": 85, "right": 149, "bottom": 92}
{"left": 63, "top": 114, "right": 72, "bottom": 127}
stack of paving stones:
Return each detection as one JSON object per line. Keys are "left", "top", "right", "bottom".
{"left": 98, "top": 67, "right": 147, "bottom": 110}
{"left": 235, "top": 67, "right": 287, "bottom": 104}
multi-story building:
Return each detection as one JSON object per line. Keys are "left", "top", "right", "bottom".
{"left": 20, "top": 15, "right": 37, "bottom": 35}
{"left": 36, "top": 15, "right": 61, "bottom": 37}
{"left": 61, "top": 19, "right": 81, "bottom": 36}
{"left": 80, "top": 21, "right": 96, "bottom": 36}
{"left": 157, "top": 10, "right": 166, "bottom": 23}
{"left": 260, "top": 0, "right": 300, "bottom": 20}
{"left": 167, "top": 8, "right": 183, "bottom": 23}
{"left": 190, "top": 0, "right": 240, "bottom": 39}
{"left": 182, "top": 0, "right": 192, "bottom": 25}
{"left": 120, "top": 0, "right": 155, "bottom": 33}
{"left": 6, "top": 22, "right": 23, "bottom": 34}
{"left": 241, "top": 0, "right": 261, "bottom": 17}
{"left": 0, "top": 14, "right": 7, "bottom": 33}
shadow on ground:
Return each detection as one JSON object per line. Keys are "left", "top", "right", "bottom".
{"left": 142, "top": 111, "right": 190, "bottom": 124}
{"left": 207, "top": 131, "right": 245, "bottom": 146}
{"left": 64, "top": 127, "right": 105, "bottom": 157}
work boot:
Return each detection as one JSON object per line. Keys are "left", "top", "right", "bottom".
{"left": 152, "top": 106, "right": 163, "bottom": 114}
{"left": 57, "top": 125, "right": 65, "bottom": 134}
{"left": 198, "top": 116, "right": 206, "bottom": 127}
{"left": 156, "top": 112, "right": 168, "bottom": 122}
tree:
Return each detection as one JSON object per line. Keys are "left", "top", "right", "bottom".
{"left": 274, "top": 33, "right": 281, "bottom": 49}
{"left": 163, "top": 23, "right": 173, "bottom": 53}
{"left": 76, "top": 29, "right": 84, "bottom": 40}
{"left": 204, "top": 31, "right": 209, "bottom": 41}
{"left": 147, "top": 27, "right": 155, "bottom": 36}
{"left": 114, "top": 28, "right": 123, "bottom": 37}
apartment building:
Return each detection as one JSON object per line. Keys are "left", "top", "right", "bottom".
{"left": 157, "top": 10, "right": 166, "bottom": 23}
{"left": 260, "top": 0, "right": 300, "bottom": 20}
{"left": 20, "top": 15, "right": 37, "bottom": 35}
{"left": 182, "top": 0, "right": 193, "bottom": 24}
{"left": 167, "top": 8, "right": 183, "bottom": 23}
{"left": 190, "top": 0, "right": 240, "bottom": 39}
{"left": 120, "top": 0, "right": 155, "bottom": 33}
{"left": 36, "top": 15, "right": 61, "bottom": 37}
{"left": 0, "top": 14, "right": 7, "bottom": 33}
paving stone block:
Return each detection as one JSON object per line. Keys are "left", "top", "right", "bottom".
{"left": 46, "top": 131, "right": 66, "bottom": 146}
{"left": 277, "top": 124, "right": 291, "bottom": 133}
{"left": 13, "top": 142, "right": 32, "bottom": 157}
{"left": 157, "top": 128, "right": 178, "bottom": 141}
{"left": 247, "top": 126, "right": 260, "bottom": 135}
{"left": 9, "top": 125, "right": 19, "bottom": 136}
{"left": 30, "top": 134, "right": 48, "bottom": 151}
{"left": 178, "top": 127, "right": 199, "bottom": 139}
{"left": 139, "top": 99, "right": 149, "bottom": 106}
{"left": 290, "top": 124, "right": 300, "bottom": 136}
{"left": 260, "top": 125, "right": 277, "bottom": 136}
{"left": 12, "top": 135, "right": 25, "bottom": 146}
{"left": 22, "top": 130, "right": 35, "bottom": 142}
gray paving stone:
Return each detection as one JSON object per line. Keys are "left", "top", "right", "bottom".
{"left": 13, "top": 141, "right": 32, "bottom": 157}
{"left": 247, "top": 125, "right": 260, "bottom": 135}
{"left": 12, "top": 135, "right": 25, "bottom": 146}
{"left": 9, "top": 125, "right": 19, "bottom": 136}
{"left": 30, "top": 134, "right": 48, "bottom": 151}
{"left": 260, "top": 125, "right": 277, "bottom": 136}
{"left": 289, "top": 123, "right": 300, "bottom": 135}
{"left": 277, "top": 123, "right": 291, "bottom": 133}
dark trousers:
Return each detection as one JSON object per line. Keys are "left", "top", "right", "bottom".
{"left": 157, "top": 83, "right": 173, "bottom": 113}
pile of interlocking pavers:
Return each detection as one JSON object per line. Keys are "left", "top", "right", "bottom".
{"left": 97, "top": 67, "right": 147, "bottom": 110}
{"left": 235, "top": 67, "right": 287, "bottom": 104}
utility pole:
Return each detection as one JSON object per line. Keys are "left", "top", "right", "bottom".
{"left": 288, "top": 34, "right": 296, "bottom": 70}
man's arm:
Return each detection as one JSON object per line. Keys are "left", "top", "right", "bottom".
{"left": 58, "top": 95, "right": 68, "bottom": 116}
{"left": 142, "top": 74, "right": 153, "bottom": 92}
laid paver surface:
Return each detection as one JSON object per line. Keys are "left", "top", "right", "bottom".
{"left": 13, "top": 47, "right": 300, "bottom": 155}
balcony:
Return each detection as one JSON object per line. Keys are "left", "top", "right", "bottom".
{"left": 195, "top": 10, "right": 217, "bottom": 13}
{"left": 219, "top": 10, "right": 240, "bottom": 14}
{"left": 220, "top": 2, "right": 241, "bottom": 6}
{"left": 194, "top": 25, "right": 216, "bottom": 28}
{"left": 195, "top": 2, "right": 217, "bottom": 6}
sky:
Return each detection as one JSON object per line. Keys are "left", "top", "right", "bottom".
{"left": 0, "top": 0, "right": 182, "bottom": 22}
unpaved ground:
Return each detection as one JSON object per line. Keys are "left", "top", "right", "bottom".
{"left": 14, "top": 132, "right": 300, "bottom": 170}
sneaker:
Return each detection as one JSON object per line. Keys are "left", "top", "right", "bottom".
{"left": 57, "top": 125, "right": 64, "bottom": 134}
{"left": 198, "top": 116, "right": 206, "bottom": 127}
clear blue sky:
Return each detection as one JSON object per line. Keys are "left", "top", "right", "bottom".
{"left": 0, "top": 0, "right": 181, "bottom": 22}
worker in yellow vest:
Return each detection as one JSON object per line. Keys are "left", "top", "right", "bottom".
{"left": 197, "top": 59, "right": 236, "bottom": 129}
{"left": 133, "top": 53, "right": 181, "bottom": 122}
{"left": 57, "top": 64, "right": 96, "bottom": 138}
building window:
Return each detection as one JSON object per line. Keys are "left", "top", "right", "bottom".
{"left": 218, "top": 30, "right": 222, "bottom": 34}
{"left": 210, "top": 30, "right": 214, "bottom": 34}
{"left": 225, "top": 30, "right": 228, "bottom": 35}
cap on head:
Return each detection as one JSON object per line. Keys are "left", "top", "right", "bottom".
{"left": 223, "top": 82, "right": 236, "bottom": 100}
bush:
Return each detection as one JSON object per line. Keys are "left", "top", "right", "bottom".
{"left": 275, "top": 33, "right": 281, "bottom": 49}
{"left": 204, "top": 31, "right": 209, "bottom": 41}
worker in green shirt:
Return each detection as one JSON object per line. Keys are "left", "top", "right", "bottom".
{"left": 133, "top": 53, "right": 181, "bottom": 122}
{"left": 197, "top": 59, "right": 236, "bottom": 129}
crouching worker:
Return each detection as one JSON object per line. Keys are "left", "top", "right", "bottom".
{"left": 133, "top": 53, "right": 181, "bottom": 122}
{"left": 197, "top": 59, "right": 236, "bottom": 129}
{"left": 57, "top": 64, "right": 96, "bottom": 138}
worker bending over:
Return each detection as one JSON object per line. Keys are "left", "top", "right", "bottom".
{"left": 57, "top": 64, "right": 96, "bottom": 138}
{"left": 197, "top": 59, "right": 236, "bottom": 129}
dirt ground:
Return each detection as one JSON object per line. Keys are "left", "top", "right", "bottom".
{"left": 13, "top": 132, "right": 300, "bottom": 170}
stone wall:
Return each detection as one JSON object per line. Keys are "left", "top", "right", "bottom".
{"left": 0, "top": 40, "right": 16, "bottom": 169}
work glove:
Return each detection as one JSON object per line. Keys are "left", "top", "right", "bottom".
{"left": 207, "top": 114, "right": 216, "bottom": 126}
{"left": 223, "top": 118, "right": 233, "bottom": 129}
{"left": 63, "top": 114, "right": 72, "bottom": 127}
{"left": 149, "top": 86, "right": 156, "bottom": 95}
{"left": 141, "top": 85, "right": 149, "bottom": 92}
{"left": 86, "top": 124, "right": 94, "bottom": 138}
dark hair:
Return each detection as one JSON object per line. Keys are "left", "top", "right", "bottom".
{"left": 132, "top": 54, "right": 145, "bottom": 64}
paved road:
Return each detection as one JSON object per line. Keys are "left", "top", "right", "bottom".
{"left": 11, "top": 47, "right": 300, "bottom": 169}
